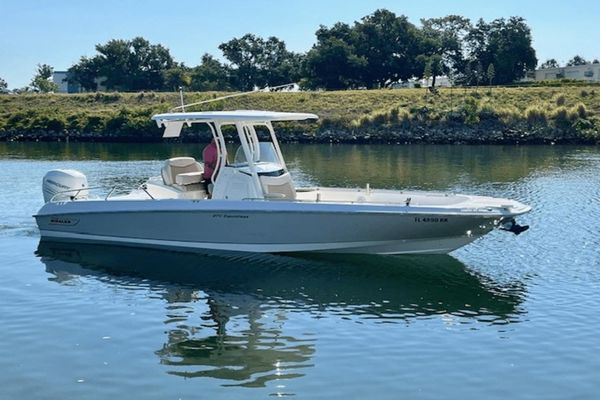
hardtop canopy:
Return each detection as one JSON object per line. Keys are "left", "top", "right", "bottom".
{"left": 152, "top": 110, "right": 319, "bottom": 138}
{"left": 152, "top": 110, "right": 318, "bottom": 125}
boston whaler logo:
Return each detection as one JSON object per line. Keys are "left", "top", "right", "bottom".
{"left": 49, "top": 216, "right": 80, "bottom": 226}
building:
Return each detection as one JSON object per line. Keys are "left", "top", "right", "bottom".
{"left": 389, "top": 76, "right": 453, "bottom": 89}
{"left": 52, "top": 71, "right": 82, "bottom": 93}
{"left": 535, "top": 63, "right": 600, "bottom": 82}
{"left": 421, "top": 76, "right": 452, "bottom": 88}
{"left": 52, "top": 71, "right": 106, "bottom": 93}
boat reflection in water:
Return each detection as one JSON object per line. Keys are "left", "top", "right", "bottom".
{"left": 36, "top": 241, "right": 525, "bottom": 387}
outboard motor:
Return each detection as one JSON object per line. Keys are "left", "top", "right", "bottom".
{"left": 42, "top": 169, "right": 89, "bottom": 203}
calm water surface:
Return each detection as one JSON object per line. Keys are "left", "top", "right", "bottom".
{"left": 1, "top": 143, "right": 599, "bottom": 399}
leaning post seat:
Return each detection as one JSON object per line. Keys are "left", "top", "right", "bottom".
{"left": 260, "top": 174, "right": 296, "bottom": 200}
{"left": 161, "top": 157, "right": 204, "bottom": 189}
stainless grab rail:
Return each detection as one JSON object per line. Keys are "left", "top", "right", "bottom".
{"left": 49, "top": 186, "right": 100, "bottom": 203}
{"left": 49, "top": 184, "right": 156, "bottom": 203}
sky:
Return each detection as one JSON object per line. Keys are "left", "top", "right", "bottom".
{"left": 1, "top": 0, "right": 598, "bottom": 89}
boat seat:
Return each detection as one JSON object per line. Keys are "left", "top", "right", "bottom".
{"left": 260, "top": 174, "right": 296, "bottom": 200}
{"left": 175, "top": 171, "right": 203, "bottom": 186}
{"left": 162, "top": 157, "right": 204, "bottom": 188}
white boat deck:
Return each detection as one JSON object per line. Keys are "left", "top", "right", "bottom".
{"left": 78, "top": 183, "right": 528, "bottom": 216}
{"left": 294, "top": 187, "right": 466, "bottom": 207}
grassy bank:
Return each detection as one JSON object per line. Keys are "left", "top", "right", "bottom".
{"left": 1, "top": 86, "right": 599, "bottom": 143}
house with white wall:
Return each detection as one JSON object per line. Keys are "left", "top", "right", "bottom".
{"left": 535, "top": 63, "right": 600, "bottom": 82}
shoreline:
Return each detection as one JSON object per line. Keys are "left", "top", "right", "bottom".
{"left": 1, "top": 125, "right": 597, "bottom": 145}
{"left": 1, "top": 88, "right": 599, "bottom": 145}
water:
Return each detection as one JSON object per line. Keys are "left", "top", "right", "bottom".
{"left": 1, "top": 142, "right": 599, "bottom": 399}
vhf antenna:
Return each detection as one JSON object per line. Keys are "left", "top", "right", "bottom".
{"left": 178, "top": 86, "right": 185, "bottom": 112}
{"left": 170, "top": 83, "right": 296, "bottom": 113}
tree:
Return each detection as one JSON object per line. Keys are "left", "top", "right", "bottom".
{"left": 0, "top": 77, "right": 7, "bottom": 92}
{"left": 487, "top": 63, "right": 495, "bottom": 85}
{"left": 303, "top": 36, "right": 367, "bottom": 90}
{"left": 67, "top": 37, "right": 175, "bottom": 91}
{"left": 67, "top": 56, "right": 100, "bottom": 91}
{"left": 163, "top": 64, "right": 191, "bottom": 91}
{"left": 418, "top": 54, "right": 443, "bottom": 87}
{"left": 31, "top": 64, "right": 58, "bottom": 93}
{"left": 353, "top": 9, "right": 422, "bottom": 87}
{"left": 539, "top": 58, "right": 560, "bottom": 69}
{"left": 491, "top": 17, "right": 537, "bottom": 83}
{"left": 566, "top": 55, "right": 588, "bottom": 66}
{"left": 475, "top": 61, "right": 484, "bottom": 87}
{"left": 420, "top": 15, "right": 472, "bottom": 79}
{"left": 461, "top": 62, "right": 473, "bottom": 86}
{"left": 219, "top": 34, "right": 301, "bottom": 90}
{"left": 96, "top": 37, "right": 174, "bottom": 90}
{"left": 464, "top": 17, "right": 537, "bottom": 85}
{"left": 219, "top": 34, "right": 262, "bottom": 90}
{"left": 423, "top": 59, "right": 432, "bottom": 84}
{"left": 593, "top": 59, "right": 600, "bottom": 64}
{"left": 89, "top": 39, "right": 132, "bottom": 90}
{"left": 265, "top": 50, "right": 304, "bottom": 88}
{"left": 303, "top": 11, "right": 426, "bottom": 89}
{"left": 190, "top": 54, "right": 232, "bottom": 91}
{"left": 129, "top": 37, "right": 174, "bottom": 90}
{"left": 258, "top": 37, "right": 304, "bottom": 87}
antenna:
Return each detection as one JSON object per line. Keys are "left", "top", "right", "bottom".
{"left": 170, "top": 83, "right": 296, "bottom": 113}
{"left": 178, "top": 86, "right": 185, "bottom": 112}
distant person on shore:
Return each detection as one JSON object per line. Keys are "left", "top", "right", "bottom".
{"left": 202, "top": 138, "right": 219, "bottom": 196}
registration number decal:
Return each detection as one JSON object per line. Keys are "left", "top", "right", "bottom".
{"left": 414, "top": 217, "right": 448, "bottom": 223}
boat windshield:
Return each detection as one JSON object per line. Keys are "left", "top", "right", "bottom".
{"left": 233, "top": 142, "right": 280, "bottom": 166}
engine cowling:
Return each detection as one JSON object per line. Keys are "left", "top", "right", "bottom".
{"left": 42, "top": 169, "right": 89, "bottom": 203}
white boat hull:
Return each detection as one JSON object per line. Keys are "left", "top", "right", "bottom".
{"left": 35, "top": 192, "right": 524, "bottom": 255}
{"left": 37, "top": 229, "right": 482, "bottom": 255}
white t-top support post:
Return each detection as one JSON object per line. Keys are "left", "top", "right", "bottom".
{"left": 209, "top": 122, "right": 227, "bottom": 184}
{"left": 266, "top": 121, "right": 288, "bottom": 172}
{"left": 235, "top": 122, "right": 265, "bottom": 198}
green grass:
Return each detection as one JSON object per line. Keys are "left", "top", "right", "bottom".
{"left": 1, "top": 86, "right": 599, "bottom": 143}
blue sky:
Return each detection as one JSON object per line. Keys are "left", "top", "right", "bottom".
{"left": 1, "top": 0, "right": 598, "bottom": 89}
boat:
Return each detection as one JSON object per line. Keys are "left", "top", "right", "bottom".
{"left": 34, "top": 109, "right": 530, "bottom": 255}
